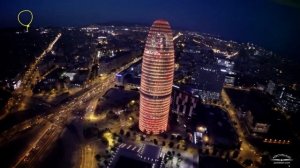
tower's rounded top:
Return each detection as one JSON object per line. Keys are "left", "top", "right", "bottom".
{"left": 153, "top": 19, "right": 170, "bottom": 26}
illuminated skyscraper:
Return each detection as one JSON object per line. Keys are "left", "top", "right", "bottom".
{"left": 139, "top": 20, "right": 175, "bottom": 134}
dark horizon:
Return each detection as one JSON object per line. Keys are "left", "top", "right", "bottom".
{"left": 1, "top": 0, "right": 300, "bottom": 58}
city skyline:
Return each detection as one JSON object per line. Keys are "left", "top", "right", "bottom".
{"left": 1, "top": 0, "right": 300, "bottom": 57}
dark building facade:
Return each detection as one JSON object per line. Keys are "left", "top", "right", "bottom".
{"left": 171, "top": 85, "right": 201, "bottom": 120}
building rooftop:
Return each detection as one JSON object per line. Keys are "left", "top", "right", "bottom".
{"left": 139, "top": 144, "right": 161, "bottom": 160}
{"left": 193, "top": 67, "right": 225, "bottom": 93}
{"left": 125, "top": 76, "right": 140, "bottom": 85}
{"left": 114, "top": 156, "right": 152, "bottom": 168}
{"left": 109, "top": 143, "right": 163, "bottom": 168}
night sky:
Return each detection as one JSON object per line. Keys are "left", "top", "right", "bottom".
{"left": 1, "top": 0, "right": 300, "bottom": 58}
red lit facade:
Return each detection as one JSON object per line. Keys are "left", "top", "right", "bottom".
{"left": 139, "top": 20, "right": 175, "bottom": 134}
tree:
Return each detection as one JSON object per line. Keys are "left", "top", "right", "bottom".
{"left": 118, "top": 137, "right": 123, "bottom": 143}
{"left": 261, "top": 154, "right": 272, "bottom": 167}
{"left": 225, "top": 151, "right": 230, "bottom": 160}
{"left": 219, "top": 150, "right": 225, "bottom": 157}
{"left": 176, "top": 135, "right": 182, "bottom": 141}
{"left": 243, "top": 159, "right": 253, "bottom": 167}
{"left": 212, "top": 148, "right": 218, "bottom": 156}
{"left": 111, "top": 146, "right": 117, "bottom": 151}
{"left": 184, "top": 136, "right": 190, "bottom": 143}
{"left": 153, "top": 139, "right": 158, "bottom": 145}
{"left": 101, "top": 137, "right": 108, "bottom": 146}
{"left": 171, "top": 135, "right": 175, "bottom": 140}
{"left": 126, "top": 131, "right": 131, "bottom": 138}
{"left": 204, "top": 149, "right": 209, "bottom": 155}
{"left": 120, "top": 129, "right": 124, "bottom": 135}
{"left": 213, "top": 99, "right": 217, "bottom": 104}
{"left": 232, "top": 150, "right": 239, "bottom": 158}
{"left": 95, "top": 154, "right": 101, "bottom": 161}
{"left": 104, "top": 160, "right": 108, "bottom": 166}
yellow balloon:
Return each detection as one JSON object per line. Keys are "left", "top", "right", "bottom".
{"left": 17, "top": 10, "right": 33, "bottom": 32}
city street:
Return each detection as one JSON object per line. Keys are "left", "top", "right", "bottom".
{"left": 80, "top": 144, "right": 96, "bottom": 168}
{"left": 0, "top": 33, "right": 62, "bottom": 120}
{"left": 220, "top": 88, "right": 261, "bottom": 167}
{"left": 10, "top": 55, "right": 141, "bottom": 168}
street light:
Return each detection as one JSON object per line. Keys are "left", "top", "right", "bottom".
{"left": 203, "top": 135, "right": 209, "bottom": 143}
{"left": 197, "top": 126, "right": 207, "bottom": 132}
{"left": 130, "top": 100, "right": 135, "bottom": 104}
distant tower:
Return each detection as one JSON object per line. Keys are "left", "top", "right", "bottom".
{"left": 139, "top": 20, "right": 175, "bottom": 134}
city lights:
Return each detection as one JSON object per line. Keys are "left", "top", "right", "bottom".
{"left": 0, "top": 2, "right": 298, "bottom": 167}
